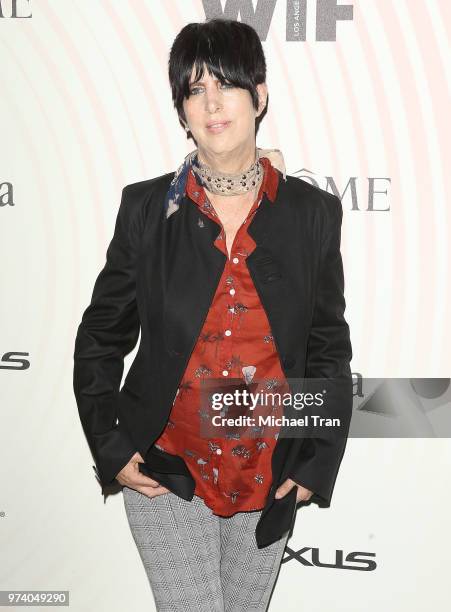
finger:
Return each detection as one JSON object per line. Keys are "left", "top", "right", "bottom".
{"left": 150, "top": 487, "right": 170, "bottom": 498}
{"left": 132, "top": 462, "right": 161, "bottom": 486}
{"left": 296, "top": 489, "right": 314, "bottom": 502}
{"left": 132, "top": 473, "right": 162, "bottom": 488}
{"left": 274, "top": 480, "right": 295, "bottom": 499}
{"left": 139, "top": 485, "right": 170, "bottom": 499}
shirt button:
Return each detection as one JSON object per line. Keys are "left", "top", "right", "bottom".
{"left": 232, "top": 257, "right": 239, "bottom": 264}
{"left": 225, "top": 329, "right": 232, "bottom": 336}
{"left": 229, "top": 288, "right": 235, "bottom": 295}
{"left": 216, "top": 449, "right": 222, "bottom": 455}
{"left": 222, "top": 370, "right": 229, "bottom": 376}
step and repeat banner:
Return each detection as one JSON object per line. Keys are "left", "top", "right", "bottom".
{"left": 1, "top": 1, "right": 450, "bottom": 611}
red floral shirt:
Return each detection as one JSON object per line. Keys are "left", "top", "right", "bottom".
{"left": 154, "top": 156, "right": 291, "bottom": 515}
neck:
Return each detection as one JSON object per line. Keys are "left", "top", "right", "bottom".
{"left": 197, "top": 144, "right": 257, "bottom": 174}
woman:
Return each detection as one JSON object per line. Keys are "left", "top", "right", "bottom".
{"left": 73, "top": 17, "right": 353, "bottom": 612}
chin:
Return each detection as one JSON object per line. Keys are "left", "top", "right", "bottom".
{"left": 201, "top": 139, "right": 234, "bottom": 155}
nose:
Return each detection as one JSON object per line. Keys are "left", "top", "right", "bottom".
{"left": 204, "top": 85, "right": 222, "bottom": 113}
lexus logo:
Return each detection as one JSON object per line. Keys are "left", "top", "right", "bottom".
{"left": 283, "top": 546, "right": 377, "bottom": 571}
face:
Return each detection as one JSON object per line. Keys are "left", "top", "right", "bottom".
{"left": 182, "top": 64, "right": 267, "bottom": 158}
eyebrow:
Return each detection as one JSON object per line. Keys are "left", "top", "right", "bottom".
{"left": 189, "top": 76, "right": 224, "bottom": 86}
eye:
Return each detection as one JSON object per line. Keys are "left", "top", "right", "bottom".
{"left": 188, "top": 81, "right": 234, "bottom": 96}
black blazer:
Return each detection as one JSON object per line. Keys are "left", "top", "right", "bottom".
{"left": 73, "top": 169, "right": 353, "bottom": 549}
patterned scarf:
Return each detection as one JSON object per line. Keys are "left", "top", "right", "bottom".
{"left": 164, "top": 148, "right": 287, "bottom": 220}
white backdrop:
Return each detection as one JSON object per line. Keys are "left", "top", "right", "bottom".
{"left": 1, "top": 1, "right": 450, "bottom": 611}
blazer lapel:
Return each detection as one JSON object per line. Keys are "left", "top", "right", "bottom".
{"left": 246, "top": 192, "right": 302, "bottom": 370}
{"left": 162, "top": 186, "right": 305, "bottom": 377}
{"left": 162, "top": 196, "right": 227, "bottom": 356}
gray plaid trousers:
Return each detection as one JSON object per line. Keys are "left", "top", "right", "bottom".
{"left": 122, "top": 487, "right": 289, "bottom": 611}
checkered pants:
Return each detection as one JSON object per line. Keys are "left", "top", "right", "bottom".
{"left": 122, "top": 487, "right": 289, "bottom": 612}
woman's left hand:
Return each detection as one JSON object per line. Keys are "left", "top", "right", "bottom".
{"left": 275, "top": 478, "right": 314, "bottom": 502}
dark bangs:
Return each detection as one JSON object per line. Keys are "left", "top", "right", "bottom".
{"left": 168, "top": 18, "right": 267, "bottom": 126}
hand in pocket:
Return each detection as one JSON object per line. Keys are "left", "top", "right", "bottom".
{"left": 116, "top": 451, "right": 170, "bottom": 498}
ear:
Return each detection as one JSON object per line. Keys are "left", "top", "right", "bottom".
{"left": 256, "top": 82, "right": 268, "bottom": 117}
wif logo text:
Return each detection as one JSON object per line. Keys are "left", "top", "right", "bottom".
{"left": 203, "top": 0, "right": 353, "bottom": 41}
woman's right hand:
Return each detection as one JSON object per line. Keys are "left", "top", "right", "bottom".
{"left": 116, "top": 451, "right": 170, "bottom": 498}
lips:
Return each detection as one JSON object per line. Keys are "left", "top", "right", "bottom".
{"left": 206, "top": 121, "right": 231, "bottom": 134}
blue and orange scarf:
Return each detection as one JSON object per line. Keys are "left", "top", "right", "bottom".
{"left": 163, "top": 148, "right": 286, "bottom": 220}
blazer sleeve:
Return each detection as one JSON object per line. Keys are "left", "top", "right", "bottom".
{"left": 73, "top": 185, "right": 141, "bottom": 490}
{"left": 288, "top": 195, "right": 353, "bottom": 507}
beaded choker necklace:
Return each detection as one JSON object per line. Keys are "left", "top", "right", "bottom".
{"left": 191, "top": 150, "right": 263, "bottom": 196}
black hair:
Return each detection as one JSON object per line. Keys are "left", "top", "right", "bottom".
{"left": 168, "top": 18, "right": 267, "bottom": 134}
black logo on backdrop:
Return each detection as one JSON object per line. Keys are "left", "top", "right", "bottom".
{"left": 0, "top": 0, "right": 32, "bottom": 18}
{"left": 0, "top": 352, "right": 30, "bottom": 370}
{"left": 0, "top": 182, "right": 14, "bottom": 206}
{"left": 283, "top": 546, "right": 377, "bottom": 570}
{"left": 294, "top": 169, "right": 391, "bottom": 211}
